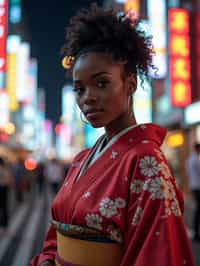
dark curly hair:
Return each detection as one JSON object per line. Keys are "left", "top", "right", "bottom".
{"left": 62, "top": 3, "right": 154, "bottom": 81}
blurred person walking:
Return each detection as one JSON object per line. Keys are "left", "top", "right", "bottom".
{"left": 36, "top": 162, "right": 46, "bottom": 195}
{"left": 0, "top": 157, "right": 13, "bottom": 230}
{"left": 12, "top": 158, "right": 27, "bottom": 203}
{"left": 45, "top": 159, "right": 64, "bottom": 195}
{"left": 187, "top": 142, "right": 200, "bottom": 242}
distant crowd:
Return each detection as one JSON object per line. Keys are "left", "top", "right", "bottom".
{"left": 0, "top": 157, "right": 70, "bottom": 232}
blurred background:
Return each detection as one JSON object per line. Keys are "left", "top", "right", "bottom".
{"left": 0, "top": 0, "right": 200, "bottom": 265}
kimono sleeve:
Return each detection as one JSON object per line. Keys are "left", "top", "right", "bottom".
{"left": 121, "top": 147, "right": 194, "bottom": 266}
{"left": 30, "top": 223, "right": 57, "bottom": 265}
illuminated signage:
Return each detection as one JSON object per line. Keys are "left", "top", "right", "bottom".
{"left": 124, "top": 0, "right": 140, "bottom": 19}
{"left": 133, "top": 20, "right": 152, "bottom": 123}
{"left": 195, "top": 13, "right": 200, "bottom": 99}
{"left": 168, "top": 8, "right": 191, "bottom": 107}
{"left": 6, "top": 53, "right": 19, "bottom": 111}
{"left": 134, "top": 77, "right": 152, "bottom": 123}
{"left": 6, "top": 35, "right": 20, "bottom": 111}
{"left": 115, "top": 0, "right": 126, "bottom": 3}
{"left": 27, "top": 59, "right": 37, "bottom": 104}
{"left": 0, "top": 90, "right": 9, "bottom": 128}
{"left": 147, "top": 0, "right": 167, "bottom": 78}
{"left": 62, "top": 85, "right": 76, "bottom": 125}
{"left": 0, "top": 0, "right": 8, "bottom": 74}
{"left": 166, "top": 131, "right": 184, "bottom": 148}
{"left": 9, "top": 0, "right": 21, "bottom": 24}
{"left": 16, "top": 42, "right": 30, "bottom": 101}
{"left": 184, "top": 101, "right": 200, "bottom": 125}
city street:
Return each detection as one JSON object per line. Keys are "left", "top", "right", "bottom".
{"left": 1, "top": 0, "right": 200, "bottom": 265}
{"left": 0, "top": 189, "right": 199, "bottom": 266}
{"left": 0, "top": 188, "right": 52, "bottom": 266}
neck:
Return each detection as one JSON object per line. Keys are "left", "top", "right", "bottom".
{"left": 105, "top": 114, "right": 136, "bottom": 141}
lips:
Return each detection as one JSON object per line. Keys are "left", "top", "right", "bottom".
{"left": 84, "top": 108, "right": 104, "bottom": 119}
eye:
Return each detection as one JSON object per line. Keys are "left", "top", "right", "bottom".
{"left": 96, "top": 80, "right": 109, "bottom": 88}
{"left": 73, "top": 87, "right": 85, "bottom": 95}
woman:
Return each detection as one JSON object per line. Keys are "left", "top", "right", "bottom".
{"left": 31, "top": 4, "right": 194, "bottom": 266}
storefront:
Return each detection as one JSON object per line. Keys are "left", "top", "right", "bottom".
{"left": 162, "top": 130, "right": 188, "bottom": 194}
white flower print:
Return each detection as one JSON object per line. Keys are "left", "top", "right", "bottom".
{"left": 85, "top": 214, "right": 102, "bottom": 230}
{"left": 110, "top": 150, "right": 118, "bottom": 159}
{"left": 139, "top": 156, "right": 159, "bottom": 177}
{"left": 110, "top": 228, "right": 123, "bottom": 243}
{"left": 159, "top": 162, "right": 171, "bottom": 179}
{"left": 82, "top": 191, "right": 91, "bottom": 198}
{"left": 142, "top": 140, "right": 149, "bottom": 144}
{"left": 132, "top": 207, "right": 143, "bottom": 226}
{"left": 165, "top": 180, "right": 176, "bottom": 199}
{"left": 130, "top": 180, "right": 144, "bottom": 194}
{"left": 115, "top": 198, "right": 126, "bottom": 208}
{"left": 99, "top": 198, "right": 118, "bottom": 218}
{"left": 144, "top": 177, "right": 174, "bottom": 200}
{"left": 171, "top": 200, "right": 182, "bottom": 216}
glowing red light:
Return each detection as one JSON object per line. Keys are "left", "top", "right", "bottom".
{"left": 24, "top": 158, "right": 37, "bottom": 171}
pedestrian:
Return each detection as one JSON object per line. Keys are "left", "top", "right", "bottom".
{"left": 0, "top": 157, "right": 13, "bottom": 230}
{"left": 45, "top": 159, "right": 64, "bottom": 195}
{"left": 31, "top": 4, "right": 194, "bottom": 266}
{"left": 186, "top": 142, "right": 200, "bottom": 242}
{"left": 36, "top": 162, "right": 46, "bottom": 195}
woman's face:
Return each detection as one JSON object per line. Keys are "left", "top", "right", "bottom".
{"left": 73, "top": 52, "right": 134, "bottom": 129}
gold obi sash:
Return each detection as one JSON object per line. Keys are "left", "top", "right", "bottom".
{"left": 56, "top": 231, "right": 122, "bottom": 266}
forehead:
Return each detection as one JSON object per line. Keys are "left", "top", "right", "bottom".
{"left": 73, "top": 52, "right": 121, "bottom": 80}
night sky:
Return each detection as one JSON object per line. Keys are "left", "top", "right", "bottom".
{"left": 22, "top": 1, "right": 102, "bottom": 125}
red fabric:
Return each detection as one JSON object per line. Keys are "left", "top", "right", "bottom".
{"left": 31, "top": 123, "right": 194, "bottom": 266}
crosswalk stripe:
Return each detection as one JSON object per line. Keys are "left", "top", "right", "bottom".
{"left": 0, "top": 203, "right": 28, "bottom": 260}
{"left": 11, "top": 197, "right": 44, "bottom": 266}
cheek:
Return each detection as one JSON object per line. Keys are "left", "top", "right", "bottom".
{"left": 105, "top": 86, "right": 126, "bottom": 108}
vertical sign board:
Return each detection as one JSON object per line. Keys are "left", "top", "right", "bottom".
{"left": 9, "top": 0, "right": 21, "bottom": 24}
{"left": 0, "top": 0, "right": 8, "bottom": 87}
{"left": 195, "top": 13, "right": 200, "bottom": 99}
{"left": 168, "top": 9, "right": 191, "bottom": 107}
{"left": 6, "top": 35, "right": 20, "bottom": 111}
{"left": 0, "top": 90, "right": 9, "bottom": 128}
{"left": 27, "top": 59, "right": 38, "bottom": 105}
{"left": 147, "top": 0, "right": 167, "bottom": 78}
{"left": 16, "top": 42, "right": 30, "bottom": 102}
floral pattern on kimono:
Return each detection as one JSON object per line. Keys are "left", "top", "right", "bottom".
{"left": 30, "top": 123, "right": 194, "bottom": 266}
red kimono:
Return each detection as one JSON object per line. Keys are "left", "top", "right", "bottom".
{"left": 31, "top": 123, "right": 194, "bottom": 266}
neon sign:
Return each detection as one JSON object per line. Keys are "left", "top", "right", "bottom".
{"left": 168, "top": 8, "right": 191, "bottom": 107}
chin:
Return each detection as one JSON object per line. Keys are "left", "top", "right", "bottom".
{"left": 89, "top": 121, "right": 105, "bottom": 128}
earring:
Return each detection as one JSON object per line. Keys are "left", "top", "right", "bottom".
{"left": 80, "top": 112, "right": 89, "bottom": 124}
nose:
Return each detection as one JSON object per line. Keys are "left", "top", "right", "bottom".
{"left": 84, "top": 87, "right": 97, "bottom": 104}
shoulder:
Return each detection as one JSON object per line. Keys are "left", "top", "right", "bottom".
{"left": 126, "top": 139, "right": 165, "bottom": 161}
{"left": 71, "top": 148, "right": 91, "bottom": 163}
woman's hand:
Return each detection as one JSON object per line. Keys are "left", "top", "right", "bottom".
{"left": 40, "top": 260, "right": 54, "bottom": 266}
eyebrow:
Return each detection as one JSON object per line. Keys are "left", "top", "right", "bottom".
{"left": 74, "top": 71, "right": 111, "bottom": 83}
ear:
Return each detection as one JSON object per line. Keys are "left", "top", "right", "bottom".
{"left": 126, "top": 74, "right": 137, "bottom": 95}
